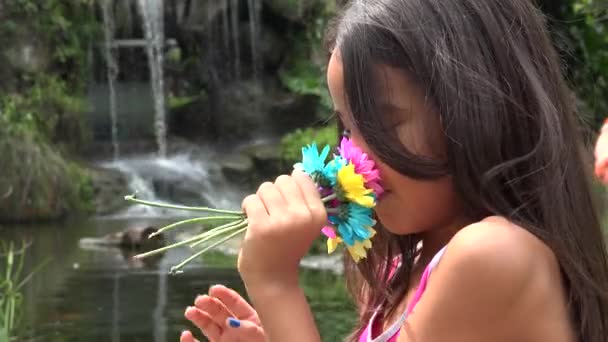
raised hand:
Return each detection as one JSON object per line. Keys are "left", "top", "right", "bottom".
{"left": 596, "top": 122, "right": 608, "bottom": 184}
{"left": 181, "top": 284, "right": 265, "bottom": 342}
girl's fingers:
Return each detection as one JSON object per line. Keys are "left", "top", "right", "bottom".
{"left": 184, "top": 306, "right": 222, "bottom": 341}
{"left": 274, "top": 175, "right": 306, "bottom": 207}
{"left": 241, "top": 194, "right": 269, "bottom": 224}
{"left": 180, "top": 330, "right": 199, "bottom": 342}
{"left": 194, "top": 295, "right": 233, "bottom": 328}
{"left": 291, "top": 169, "right": 326, "bottom": 225}
{"left": 222, "top": 318, "right": 266, "bottom": 342}
{"left": 208, "top": 285, "right": 260, "bottom": 324}
{"left": 256, "top": 182, "right": 287, "bottom": 216}
{"left": 291, "top": 169, "right": 323, "bottom": 206}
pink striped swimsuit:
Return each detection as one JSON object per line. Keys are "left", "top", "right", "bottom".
{"left": 359, "top": 246, "right": 447, "bottom": 342}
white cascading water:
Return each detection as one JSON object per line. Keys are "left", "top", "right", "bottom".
{"left": 247, "top": 0, "right": 261, "bottom": 80}
{"left": 230, "top": 0, "right": 241, "bottom": 80}
{"left": 221, "top": 0, "right": 230, "bottom": 51}
{"left": 101, "top": 0, "right": 120, "bottom": 160}
{"left": 101, "top": 152, "right": 244, "bottom": 219}
{"left": 137, "top": 0, "right": 168, "bottom": 158}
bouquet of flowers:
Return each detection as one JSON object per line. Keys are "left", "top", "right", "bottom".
{"left": 126, "top": 137, "right": 382, "bottom": 274}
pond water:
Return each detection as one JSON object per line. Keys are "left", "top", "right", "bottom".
{"left": 0, "top": 216, "right": 356, "bottom": 342}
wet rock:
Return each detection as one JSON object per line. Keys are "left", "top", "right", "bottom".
{"left": 219, "top": 153, "right": 255, "bottom": 186}
{"left": 263, "top": 0, "right": 319, "bottom": 23}
{"left": 5, "top": 35, "right": 50, "bottom": 73}
{"left": 176, "top": 79, "right": 321, "bottom": 145}
{"left": 240, "top": 141, "right": 286, "bottom": 181}
{"left": 89, "top": 166, "right": 130, "bottom": 216}
{"left": 267, "top": 93, "right": 320, "bottom": 131}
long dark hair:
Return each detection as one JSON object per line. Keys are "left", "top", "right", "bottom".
{"left": 326, "top": 1, "right": 608, "bottom": 341}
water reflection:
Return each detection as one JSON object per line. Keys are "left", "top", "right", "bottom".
{"left": 1, "top": 218, "right": 244, "bottom": 342}
{"left": 0, "top": 217, "right": 355, "bottom": 342}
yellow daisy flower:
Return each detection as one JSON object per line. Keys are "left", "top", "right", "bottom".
{"left": 337, "top": 163, "right": 375, "bottom": 208}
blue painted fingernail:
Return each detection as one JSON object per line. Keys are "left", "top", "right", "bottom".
{"left": 228, "top": 317, "right": 241, "bottom": 328}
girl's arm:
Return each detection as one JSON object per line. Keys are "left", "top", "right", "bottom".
{"left": 246, "top": 281, "right": 321, "bottom": 342}
{"left": 237, "top": 170, "right": 327, "bottom": 342}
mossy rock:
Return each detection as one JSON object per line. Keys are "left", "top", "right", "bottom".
{"left": 0, "top": 131, "right": 94, "bottom": 223}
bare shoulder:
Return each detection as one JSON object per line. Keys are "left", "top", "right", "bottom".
{"left": 445, "top": 216, "right": 556, "bottom": 279}
{"left": 440, "top": 215, "right": 560, "bottom": 303}
{"left": 401, "top": 216, "right": 564, "bottom": 341}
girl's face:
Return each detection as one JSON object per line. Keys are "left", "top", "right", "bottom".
{"left": 327, "top": 51, "right": 466, "bottom": 236}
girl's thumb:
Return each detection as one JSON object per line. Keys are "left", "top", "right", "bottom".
{"left": 223, "top": 317, "right": 265, "bottom": 342}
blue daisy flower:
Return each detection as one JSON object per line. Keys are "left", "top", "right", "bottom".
{"left": 322, "top": 156, "right": 346, "bottom": 186}
{"left": 328, "top": 203, "right": 375, "bottom": 246}
{"left": 293, "top": 143, "right": 330, "bottom": 176}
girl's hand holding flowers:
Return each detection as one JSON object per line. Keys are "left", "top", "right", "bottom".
{"left": 238, "top": 170, "right": 328, "bottom": 287}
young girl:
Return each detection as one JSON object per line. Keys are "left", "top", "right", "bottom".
{"left": 181, "top": 0, "right": 608, "bottom": 341}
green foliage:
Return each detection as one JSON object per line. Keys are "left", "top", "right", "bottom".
{"left": 278, "top": 1, "right": 338, "bottom": 116}
{"left": 279, "top": 59, "right": 333, "bottom": 113}
{"left": 0, "top": 75, "right": 89, "bottom": 150}
{"left": 568, "top": 0, "right": 608, "bottom": 126}
{"left": 280, "top": 125, "right": 339, "bottom": 165}
{"left": 0, "top": 125, "right": 95, "bottom": 222}
{"left": 168, "top": 94, "right": 202, "bottom": 110}
{"left": 299, "top": 268, "right": 357, "bottom": 341}
{"left": 0, "top": 241, "right": 49, "bottom": 341}
{"left": 0, "top": 0, "right": 100, "bottom": 89}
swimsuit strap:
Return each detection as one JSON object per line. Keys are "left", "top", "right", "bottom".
{"left": 365, "top": 245, "right": 448, "bottom": 342}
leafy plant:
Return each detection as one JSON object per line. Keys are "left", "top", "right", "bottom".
{"left": 568, "top": 0, "right": 608, "bottom": 127}
{"left": 280, "top": 125, "right": 339, "bottom": 165}
{"left": 0, "top": 241, "right": 49, "bottom": 341}
{"left": 0, "top": 0, "right": 100, "bottom": 90}
{"left": 0, "top": 75, "right": 89, "bottom": 149}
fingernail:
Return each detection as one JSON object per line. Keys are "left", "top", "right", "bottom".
{"left": 209, "top": 284, "right": 224, "bottom": 290}
{"left": 228, "top": 317, "right": 241, "bottom": 328}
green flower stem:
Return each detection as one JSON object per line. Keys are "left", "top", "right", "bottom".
{"left": 133, "top": 233, "right": 212, "bottom": 259}
{"left": 189, "top": 219, "right": 248, "bottom": 248}
{"left": 149, "top": 216, "right": 241, "bottom": 238}
{"left": 326, "top": 208, "right": 340, "bottom": 215}
{"left": 321, "top": 193, "right": 337, "bottom": 202}
{"left": 170, "top": 227, "right": 247, "bottom": 275}
{"left": 124, "top": 194, "right": 245, "bottom": 216}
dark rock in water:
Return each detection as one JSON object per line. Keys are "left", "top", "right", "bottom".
{"left": 119, "top": 226, "right": 165, "bottom": 249}
{"left": 79, "top": 226, "right": 165, "bottom": 250}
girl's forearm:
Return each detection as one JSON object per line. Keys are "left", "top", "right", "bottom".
{"left": 246, "top": 281, "right": 321, "bottom": 342}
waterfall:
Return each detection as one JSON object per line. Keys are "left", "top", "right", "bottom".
{"left": 221, "top": 0, "right": 230, "bottom": 51}
{"left": 247, "top": 0, "right": 261, "bottom": 80}
{"left": 101, "top": 0, "right": 120, "bottom": 160}
{"left": 100, "top": 152, "right": 245, "bottom": 219}
{"left": 137, "top": 0, "right": 168, "bottom": 158}
{"left": 230, "top": 0, "right": 241, "bottom": 80}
